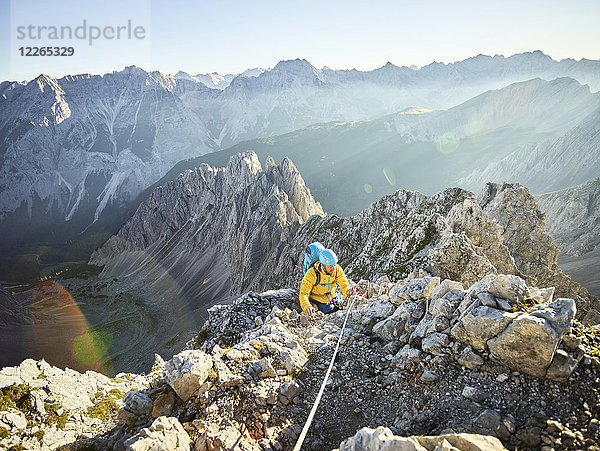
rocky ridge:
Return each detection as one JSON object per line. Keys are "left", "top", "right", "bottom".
{"left": 92, "top": 152, "right": 600, "bottom": 325}
{"left": 537, "top": 178, "right": 600, "bottom": 258}
{"left": 2, "top": 51, "right": 600, "bottom": 236}
{"left": 3, "top": 273, "right": 600, "bottom": 449}
{"left": 536, "top": 178, "right": 600, "bottom": 298}
{"left": 0, "top": 359, "right": 150, "bottom": 449}
{"left": 90, "top": 151, "right": 324, "bottom": 298}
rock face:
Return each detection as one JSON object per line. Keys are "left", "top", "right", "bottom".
{"left": 2, "top": 274, "right": 600, "bottom": 450}
{"left": 537, "top": 178, "right": 600, "bottom": 258}
{"left": 124, "top": 416, "right": 190, "bottom": 450}
{"left": 164, "top": 351, "right": 213, "bottom": 401}
{"left": 338, "top": 426, "right": 507, "bottom": 450}
{"left": 0, "top": 358, "right": 150, "bottom": 450}
{"left": 90, "top": 151, "right": 324, "bottom": 298}
{"left": 536, "top": 178, "right": 600, "bottom": 297}
{"left": 92, "top": 152, "right": 599, "bottom": 324}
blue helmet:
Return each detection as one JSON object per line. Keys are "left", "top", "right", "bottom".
{"left": 319, "top": 248, "right": 338, "bottom": 265}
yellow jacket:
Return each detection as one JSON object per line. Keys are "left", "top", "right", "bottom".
{"left": 299, "top": 261, "right": 350, "bottom": 311}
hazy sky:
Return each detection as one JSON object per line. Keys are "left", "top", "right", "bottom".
{"left": 1, "top": 0, "right": 599, "bottom": 82}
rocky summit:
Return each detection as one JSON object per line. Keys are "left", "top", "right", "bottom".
{"left": 1, "top": 274, "right": 599, "bottom": 450}
{"left": 2, "top": 152, "right": 600, "bottom": 449}
{"left": 92, "top": 151, "right": 600, "bottom": 325}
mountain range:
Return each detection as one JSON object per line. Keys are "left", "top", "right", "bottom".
{"left": 1, "top": 51, "right": 599, "bottom": 284}
{"left": 158, "top": 76, "right": 599, "bottom": 217}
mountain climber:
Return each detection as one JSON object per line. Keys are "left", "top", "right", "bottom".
{"left": 299, "top": 247, "right": 355, "bottom": 316}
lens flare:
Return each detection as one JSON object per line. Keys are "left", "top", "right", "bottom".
{"left": 383, "top": 167, "right": 396, "bottom": 186}
{"left": 364, "top": 183, "right": 373, "bottom": 193}
{"left": 466, "top": 117, "right": 486, "bottom": 138}
{"left": 31, "top": 280, "right": 115, "bottom": 375}
{"left": 73, "top": 330, "right": 114, "bottom": 367}
{"left": 436, "top": 132, "right": 460, "bottom": 154}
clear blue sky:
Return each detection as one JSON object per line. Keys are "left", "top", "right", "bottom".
{"left": 1, "top": 0, "right": 599, "bottom": 82}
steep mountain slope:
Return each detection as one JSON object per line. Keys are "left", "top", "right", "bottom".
{"left": 0, "top": 153, "right": 324, "bottom": 373}
{"left": 90, "top": 152, "right": 324, "bottom": 296}
{"left": 92, "top": 152, "right": 600, "bottom": 325}
{"left": 147, "top": 77, "right": 600, "bottom": 217}
{"left": 3, "top": 276, "right": 600, "bottom": 450}
{"left": 458, "top": 104, "right": 600, "bottom": 194}
{"left": 537, "top": 178, "right": 600, "bottom": 296}
{"left": 2, "top": 51, "right": 599, "bottom": 236}
{"left": 0, "top": 67, "right": 219, "bottom": 248}
{"left": 3, "top": 152, "right": 600, "bottom": 450}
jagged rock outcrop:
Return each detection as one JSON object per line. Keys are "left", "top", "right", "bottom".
{"left": 257, "top": 181, "right": 598, "bottom": 324}
{"left": 536, "top": 178, "right": 600, "bottom": 297}
{"left": 123, "top": 416, "right": 191, "bottom": 450}
{"left": 2, "top": 273, "right": 600, "bottom": 450}
{"left": 337, "top": 426, "right": 507, "bottom": 450}
{"left": 0, "top": 359, "right": 150, "bottom": 449}
{"left": 537, "top": 178, "right": 600, "bottom": 258}
{"left": 92, "top": 152, "right": 600, "bottom": 324}
{"left": 90, "top": 151, "right": 323, "bottom": 299}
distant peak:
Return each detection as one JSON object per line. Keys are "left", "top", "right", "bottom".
{"left": 35, "top": 73, "right": 54, "bottom": 82}
{"left": 30, "top": 73, "right": 59, "bottom": 92}
{"left": 274, "top": 58, "right": 315, "bottom": 70}
{"left": 124, "top": 65, "right": 145, "bottom": 72}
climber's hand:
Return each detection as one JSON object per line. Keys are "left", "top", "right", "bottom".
{"left": 304, "top": 306, "right": 317, "bottom": 317}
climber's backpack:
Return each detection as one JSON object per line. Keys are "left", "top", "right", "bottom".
{"left": 303, "top": 242, "right": 324, "bottom": 285}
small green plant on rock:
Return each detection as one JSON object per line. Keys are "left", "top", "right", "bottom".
{"left": 194, "top": 327, "right": 209, "bottom": 347}
{"left": 33, "top": 429, "right": 45, "bottom": 441}
{"left": 108, "top": 388, "right": 124, "bottom": 399}
{"left": 45, "top": 402, "right": 68, "bottom": 429}
{"left": 0, "top": 384, "right": 33, "bottom": 412}
{"left": 86, "top": 395, "right": 118, "bottom": 421}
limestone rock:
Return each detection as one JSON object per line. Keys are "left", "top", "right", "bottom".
{"left": 373, "top": 315, "right": 405, "bottom": 342}
{"left": 280, "top": 380, "right": 300, "bottom": 403}
{"left": 248, "top": 358, "right": 277, "bottom": 379}
{"left": 354, "top": 299, "right": 395, "bottom": 327}
{"left": 545, "top": 349, "right": 578, "bottom": 383}
{"left": 124, "top": 416, "right": 191, "bottom": 450}
{"left": 393, "top": 345, "right": 422, "bottom": 370}
{"left": 123, "top": 391, "right": 154, "bottom": 416}
{"left": 213, "top": 356, "right": 244, "bottom": 386}
{"left": 529, "top": 298, "right": 576, "bottom": 335}
{"left": 428, "top": 296, "right": 460, "bottom": 319}
{"left": 421, "top": 333, "right": 450, "bottom": 356}
{"left": 467, "top": 274, "right": 529, "bottom": 304}
{"left": 487, "top": 315, "right": 560, "bottom": 378}
{"left": 450, "top": 306, "right": 519, "bottom": 351}
{"left": 0, "top": 409, "right": 27, "bottom": 431}
{"left": 457, "top": 347, "right": 485, "bottom": 369}
{"left": 193, "top": 421, "right": 260, "bottom": 451}
{"left": 164, "top": 350, "right": 213, "bottom": 401}
{"left": 392, "top": 277, "right": 441, "bottom": 302}
{"left": 338, "top": 426, "right": 507, "bottom": 450}
{"left": 462, "top": 386, "right": 489, "bottom": 403}
{"left": 430, "top": 279, "right": 464, "bottom": 300}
